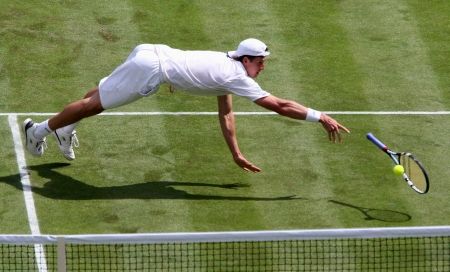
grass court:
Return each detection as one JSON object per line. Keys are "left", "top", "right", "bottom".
{"left": 1, "top": 0, "right": 449, "bottom": 237}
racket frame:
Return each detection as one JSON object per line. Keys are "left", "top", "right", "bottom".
{"left": 366, "top": 133, "right": 429, "bottom": 194}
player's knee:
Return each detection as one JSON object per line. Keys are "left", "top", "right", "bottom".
{"left": 83, "top": 87, "right": 99, "bottom": 99}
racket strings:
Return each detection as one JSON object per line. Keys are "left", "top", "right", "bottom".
{"left": 400, "top": 154, "right": 428, "bottom": 193}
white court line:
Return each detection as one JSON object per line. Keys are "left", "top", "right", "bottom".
{"left": 8, "top": 115, "right": 48, "bottom": 272}
{"left": 0, "top": 111, "right": 449, "bottom": 116}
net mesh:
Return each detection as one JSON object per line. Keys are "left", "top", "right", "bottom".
{"left": 0, "top": 229, "right": 449, "bottom": 271}
{"left": 67, "top": 238, "right": 450, "bottom": 271}
{"left": 0, "top": 244, "right": 55, "bottom": 271}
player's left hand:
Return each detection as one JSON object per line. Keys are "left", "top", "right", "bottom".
{"left": 233, "top": 154, "right": 262, "bottom": 173}
{"left": 319, "top": 113, "right": 350, "bottom": 143}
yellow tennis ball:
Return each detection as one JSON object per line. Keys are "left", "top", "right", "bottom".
{"left": 393, "top": 165, "right": 404, "bottom": 175}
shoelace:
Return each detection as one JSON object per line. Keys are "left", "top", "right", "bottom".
{"left": 70, "top": 132, "right": 79, "bottom": 148}
{"left": 38, "top": 138, "right": 48, "bottom": 151}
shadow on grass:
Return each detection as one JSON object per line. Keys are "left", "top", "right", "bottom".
{"left": 0, "top": 163, "right": 300, "bottom": 201}
{"left": 328, "top": 200, "right": 411, "bottom": 222}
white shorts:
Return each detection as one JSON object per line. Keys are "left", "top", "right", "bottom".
{"left": 99, "top": 44, "right": 164, "bottom": 109}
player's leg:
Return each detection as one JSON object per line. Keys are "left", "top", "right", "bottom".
{"left": 23, "top": 87, "right": 103, "bottom": 159}
{"left": 48, "top": 87, "right": 103, "bottom": 131}
{"left": 54, "top": 86, "right": 99, "bottom": 134}
{"left": 23, "top": 45, "right": 162, "bottom": 159}
{"left": 49, "top": 87, "right": 103, "bottom": 160}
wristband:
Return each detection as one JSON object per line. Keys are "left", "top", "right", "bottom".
{"left": 305, "top": 108, "right": 322, "bottom": 122}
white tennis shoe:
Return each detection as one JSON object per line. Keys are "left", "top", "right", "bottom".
{"left": 23, "top": 118, "right": 47, "bottom": 157}
{"left": 53, "top": 129, "right": 79, "bottom": 161}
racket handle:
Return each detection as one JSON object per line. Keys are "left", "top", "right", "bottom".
{"left": 366, "top": 133, "right": 388, "bottom": 150}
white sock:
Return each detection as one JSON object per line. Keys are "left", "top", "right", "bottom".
{"left": 34, "top": 120, "right": 52, "bottom": 139}
{"left": 60, "top": 122, "right": 79, "bottom": 134}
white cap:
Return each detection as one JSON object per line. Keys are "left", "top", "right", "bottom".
{"left": 228, "top": 38, "right": 270, "bottom": 58}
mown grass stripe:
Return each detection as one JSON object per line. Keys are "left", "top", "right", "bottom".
{"left": 8, "top": 115, "right": 48, "bottom": 271}
{"left": 407, "top": 0, "right": 450, "bottom": 105}
{"left": 338, "top": 0, "right": 443, "bottom": 111}
{"left": 335, "top": 0, "right": 445, "bottom": 226}
{"left": 130, "top": 0, "right": 207, "bottom": 231}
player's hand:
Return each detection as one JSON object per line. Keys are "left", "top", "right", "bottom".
{"left": 319, "top": 113, "right": 350, "bottom": 143}
{"left": 233, "top": 154, "right": 261, "bottom": 173}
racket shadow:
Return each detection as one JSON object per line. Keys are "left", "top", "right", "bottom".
{"left": 329, "top": 200, "right": 411, "bottom": 222}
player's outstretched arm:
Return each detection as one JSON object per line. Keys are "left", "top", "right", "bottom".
{"left": 217, "top": 95, "right": 261, "bottom": 172}
{"left": 254, "top": 95, "right": 350, "bottom": 143}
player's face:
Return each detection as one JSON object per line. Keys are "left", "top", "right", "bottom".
{"left": 243, "top": 56, "right": 265, "bottom": 78}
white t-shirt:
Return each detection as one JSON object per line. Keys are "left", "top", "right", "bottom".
{"left": 154, "top": 45, "right": 270, "bottom": 101}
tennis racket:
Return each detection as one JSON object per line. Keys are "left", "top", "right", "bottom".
{"left": 366, "top": 133, "right": 429, "bottom": 194}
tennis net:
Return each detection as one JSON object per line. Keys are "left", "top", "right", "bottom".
{"left": 0, "top": 226, "right": 449, "bottom": 271}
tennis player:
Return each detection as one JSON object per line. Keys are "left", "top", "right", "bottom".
{"left": 23, "top": 38, "right": 350, "bottom": 172}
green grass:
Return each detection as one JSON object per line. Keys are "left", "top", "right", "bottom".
{"left": 6, "top": 115, "right": 449, "bottom": 235}
{"left": 0, "top": 118, "right": 30, "bottom": 233}
{"left": 1, "top": 0, "right": 449, "bottom": 237}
